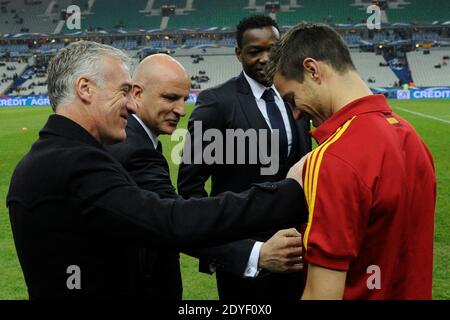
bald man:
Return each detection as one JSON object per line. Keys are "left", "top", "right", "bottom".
{"left": 107, "top": 54, "right": 190, "bottom": 299}
{"left": 110, "top": 54, "right": 189, "bottom": 198}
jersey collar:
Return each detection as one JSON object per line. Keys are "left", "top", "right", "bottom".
{"left": 311, "top": 94, "right": 392, "bottom": 145}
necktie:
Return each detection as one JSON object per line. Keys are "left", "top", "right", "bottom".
{"left": 261, "top": 88, "right": 288, "bottom": 160}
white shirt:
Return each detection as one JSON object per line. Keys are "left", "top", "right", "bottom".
{"left": 239, "top": 72, "right": 295, "bottom": 278}
{"left": 226, "top": 72, "right": 294, "bottom": 278}
{"left": 132, "top": 114, "right": 159, "bottom": 149}
{"left": 243, "top": 71, "right": 293, "bottom": 155}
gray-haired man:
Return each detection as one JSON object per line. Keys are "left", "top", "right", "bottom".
{"left": 7, "top": 41, "right": 306, "bottom": 299}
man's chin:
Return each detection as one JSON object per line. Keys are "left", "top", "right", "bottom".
{"left": 103, "top": 132, "right": 127, "bottom": 145}
{"left": 161, "top": 123, "right": 178, "bottom": 135}
{"left": 256, "top": 76, "right": 270, "bottom": 87}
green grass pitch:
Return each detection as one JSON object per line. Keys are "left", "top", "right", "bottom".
{"left": 0, "top": 99, "right": 449, "bottom": 299}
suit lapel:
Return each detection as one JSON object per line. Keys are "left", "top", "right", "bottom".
{"left": 127, "top": 114, "right": 155, "bottom": 149}
{"left": 284, "top": 101, "right": 299, "bottom": 161}
{"left": 128, "top": 115, "right": 156, "bottom": 150}
{"left": 236, "top": 73, "right": 271, "bottom": 131}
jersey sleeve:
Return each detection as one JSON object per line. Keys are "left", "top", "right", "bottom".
{"left": 302, "top": 150, "right": 372, "bottom": 271}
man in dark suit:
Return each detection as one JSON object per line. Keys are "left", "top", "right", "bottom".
{"left": 107, "top": 54, "right": 190, "bottom": 299}
{"left": 178, "top": 16, "right": 312, "bottom": 300}
{"left": 107, "top": 54, "right": 302, "bottom": 299}
{"left": 6, "top": 41, "right": 307, "bottom": 299}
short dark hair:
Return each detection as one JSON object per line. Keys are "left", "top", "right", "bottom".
{"left": 267, "top": 22, "right": 356, "bottom": 83}
{"left": 236, "top": 15, "right": 279, "bottom": 48}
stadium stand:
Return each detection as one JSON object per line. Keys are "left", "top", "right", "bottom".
{"left": 3, "top": 47, "right": 446, "bottom": 95}
{"left": 0, "top": 58, "right": 28, "bottom": 95}
{"left": 218, "top": 37, "right": 236, "bottom": 47}
{"left": 372, "top": 31, "right": 401, "bottom": 43}
{"left": 407, "top": 49, "right": 450, "bottom": 86}
{"left": 385, "top": 0, "right": 450, "bottom": 23}
{"left": 38, "top": 42, "right": 65, "bottom": 51}
{"left": 60, "top": 0, "right": 162, "bottom": 32}
{"left": 167, "top": 0, "right": 250, "bottom": 29}
{"left": 11, "top": 66, "right": 48, "bottom": 96}
{"left": 343, "top": 32, "right": 363, "bottom": 46}
{"left": 0, "top": 0, "right": 59, "bottom": 34}
{"left": 1, "top": 0, "right": 449, "bottom": 95}
{"left": 152, "top": 0, "right": 188, "bottom": 10}
{"left": 172, "top": 48, "right": 402, "bottom": 90}
{"left": 183, "top": 38, "right": 214, "bottom": 48}
{"left": 277, "top": 0, "right": 367, "bottom": 26}
{"left": 412, "top": 32, "right": 440, "bottom": 43}
{"left": 0, "top": 44, "right": 30, "bottom": 54}
{"left": 351, "top": 51, "right": 399, "bottom": 88}
{"left": 112, "top": 40, "right": 139, "bottom": 50}
{"left": 172, "top": 48, "right": 240, "bottom": 89}
{"left": 1, "top": 0, "right": 449, "bottom": 34}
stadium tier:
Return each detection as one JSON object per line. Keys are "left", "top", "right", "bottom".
{"left": 277, "top": 0, "right": 367, "bottom": 26}
{"left": 0, "top": 0, "right": 57, "bottom": 34}
{"left": 351, "top": 51, "right": 399, "bottom": 87}
{"left": 60, "top": 0, "right": 162, "bottom": 32}
{"left": 0, "top": 58, "right": 28, "bottom": 95}
{"left": 1, "top": 0, "right": 450, "bottom": 95}
{"left": 407, "top": 49, "right": 450, "bottom": 86}
{"left": 386, "top": 0, "right": 450, "bottom": 24}
{"left": 167, "top": 0, "right": 250, "bottom": 29}
{"left": 174, "top": 48, "right": 242, "bottom": 89}
{"left": 2, "top": 46, "right": 450, "bottom": 95}
{"left": 1, "top": 0, "right": 450, "bottom": 34}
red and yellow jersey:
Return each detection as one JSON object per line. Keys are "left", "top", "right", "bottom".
{"left": 302, "top": 94, "right": 436, "bottom": 299}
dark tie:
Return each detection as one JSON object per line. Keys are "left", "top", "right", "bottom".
{"left": 261, "top": 88, "right": 288, "bottom": 160}
{"left": 156, "top": 141, "right": 163, "bottom": 153}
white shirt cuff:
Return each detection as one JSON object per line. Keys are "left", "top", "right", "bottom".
{"left": 243, "top": 241, "right": 263, "bottom": 278}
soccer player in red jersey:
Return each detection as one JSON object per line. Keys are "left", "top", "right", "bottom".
{"left": 271, "top": 23, "right": 436, "bottom": 299}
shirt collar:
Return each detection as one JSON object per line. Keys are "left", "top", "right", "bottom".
{"left": 132, "top": 114, "right": 159, "bottom": 149}
{"left": 243, "top": 71, "right": 283, "bottom": 102}
{"left": 311, "top": 94, "right": 392, "bottom": 145}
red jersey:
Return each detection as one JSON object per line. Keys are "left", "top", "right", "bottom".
{"left": 302, "top": 94, "right": 436, "bottom": 299}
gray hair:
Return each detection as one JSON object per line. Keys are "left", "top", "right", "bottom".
{"left": 47, "top": 40, "right": 131, "bottom": 111}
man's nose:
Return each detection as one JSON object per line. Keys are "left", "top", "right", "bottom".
{"left": 259, "top": 51, "right": 270, "bottom": 64}
{"left": 174, "top": 100, "right": 187, "bottom": 117}
{"left": 126, "top": 98, "right": 138, "bottom": 114}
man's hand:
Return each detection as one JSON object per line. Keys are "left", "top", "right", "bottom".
{"left": 287, "top": 153, "right": 310, "bottom": 188}
{"left": 258, "top": 228, "right": 303, "bottom": 273}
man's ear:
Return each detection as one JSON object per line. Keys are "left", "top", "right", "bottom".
{"left": 132, "top": 83, "right": 143, "bottom": 101}
{"left": 75, "top": 76, "right": 93, "bottom": 104}
{"left": 235, "top": 46, "right": 242, "bottom": 63}
{"left": 303, "top": 58, "right": 321, "bottom": 83}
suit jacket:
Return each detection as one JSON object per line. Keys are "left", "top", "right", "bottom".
{"left": 106, "top": 115, "right": 181, "bottom": 300}
{"left": 6, "top": 114, "right": 306, "bottom": 299}
{"left": 177, "top": 73, "right": 311, "bottom": 299}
